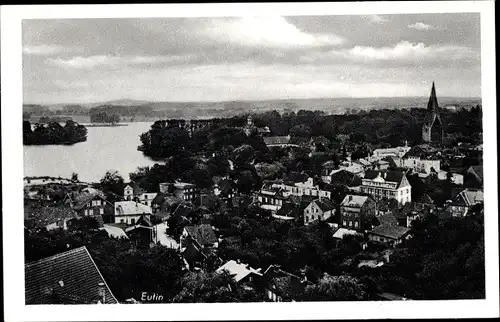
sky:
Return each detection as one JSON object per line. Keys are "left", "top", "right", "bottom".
{"left": 22, "top": 13, "right": 481, "bottom": 104}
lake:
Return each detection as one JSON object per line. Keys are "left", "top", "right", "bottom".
{"left": 23, "top": 122, "right": 161, "bottom": 183}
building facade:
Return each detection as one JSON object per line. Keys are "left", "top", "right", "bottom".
{"left": 339, "top": 195, "right": 376, "bottom": 232}
{"left": 360, "top": 170, "right": 412, "bottom": 204}
{"left": 303, "top": 198, "right": 335, "bottom": 225}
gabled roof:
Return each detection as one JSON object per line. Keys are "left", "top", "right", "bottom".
{"left": 330, "top": 170, "right": 362, "bottom": 187}
{"left": 369, "top": 224, "right": 411, "bottom": 240}
{"left": 216, "top": 260, "right": 262, "bottom": 283}
{"left": 451, "top": 189, "right": 484, "bottom": 206}
{"left": 332, "top": 227, "right": 358, "bottom": 239}
{"left": 73, "top": 192, "right": 108, "bottom": 211}
{"left": 184, "top": 224, "right": 218, "bottom": 246}
{"left": 276, "top": 202, "right": 302, "bottom": 218}
{"left": 311, "top": 198, "right": 335, "bottom": 212}
{"left": 25, "top": 246, "right": 118, "bottom": 304}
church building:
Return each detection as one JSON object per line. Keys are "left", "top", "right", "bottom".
{"left": 421, "top": 82, "right": 444, "bottom": 144}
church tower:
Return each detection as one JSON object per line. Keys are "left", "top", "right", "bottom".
{"left": 422, "top": 82, "right": 444, "bottom": 144}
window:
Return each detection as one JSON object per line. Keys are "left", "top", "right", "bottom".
{"left": 343, "top": 220, "right": 347, "bottom": 226}
{"left": 131, "top": 218, "right": 136, "bottom": 225}
{"left": 306, "top": 216, "right": 309, "bottom": 222}
{"left": 354, "top": 221, "right": 359, "bottom": 228}
{"left": 120, "top": 219, "right": 124, "bottom": 223}
{"left": 100, "top": 208, "right": 104, "bottom": 215}
{"left": 306, "top": 209, "right": 309, "bottom": 214}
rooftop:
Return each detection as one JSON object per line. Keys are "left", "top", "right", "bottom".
{"left": 25, "top": 246, "right": 118, "bottom": 304}
{"left": 184, "top": 224, "right": 218, "bottom": 246}
{"left": 216, "top": 260, "right": 262, "bottom": 283}
{"left": 341, "top": 195, "right": 370, "bottom": 208}
{"left": 114, "top": 201, "right": 152, "bottom": 215}
{"left": 369, "top": 224, "right": 411, "bottom": 240}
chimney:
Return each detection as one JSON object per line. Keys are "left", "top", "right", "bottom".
{"left": 98, "top": 282, "right": 106, "bottom": 303}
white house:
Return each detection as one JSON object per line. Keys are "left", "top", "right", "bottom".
{"left": 372, "top": 145, "right": 411, "bottom": 160}
{"left": 114, "top": 201, "right": 152, "bottom": 225}
{"left": 272, "top": 177, "right": 331, "bottom": 199}
{"left": 137, "top": 192, "right": 158, "bottom": 207}
{"left": 303, "top": 198, "right": 335, "bottom": 225}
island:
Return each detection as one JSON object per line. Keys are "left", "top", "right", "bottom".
{"left": 23, "top": 120, "right": 88, "bottom": 145}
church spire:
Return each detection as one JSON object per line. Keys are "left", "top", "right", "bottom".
{"left": 427, "top": 81, "right": 439, "bottom": 114}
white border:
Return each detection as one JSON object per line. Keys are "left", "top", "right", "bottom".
{"left": 2, "top": 2, "right": 498, "bottom": 321}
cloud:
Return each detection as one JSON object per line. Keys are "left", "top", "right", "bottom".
{"left": 202, "top": 16, "right": 344, "bottom": 49}
{"left": 46, "top": 54, "right": 199, "bottom": 69}
{"left": 408, "top": 22, "right": 435, "bottom": 30}
{"left": 300, "top": 41, "right": 479, "bottom": 66}
{"left": 363, "top": 15, "right": 389, "bottom": 24}
{"left": 23, "top": 45, "right": 83, "bottom": 56}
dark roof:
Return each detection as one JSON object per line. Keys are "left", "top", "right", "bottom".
{"left": 172, "top": 204, "right": 193, "bottom": 218}
{"left": 73, "top": 193, "right": 108, "bottom": 211}
{"left": 312, "top": 198, "right": 335, "bottom": 212}
{"left": 24, "top": 204, "right": 76, "bottom": 229}
{"left": 276, "top": 202, "right": 303, "bottom": 218}
{"left": 25, "top": 246, "right": 118, "bottom": 304}
{"left": 369, "top": 224, "right": 411, "bottom": 240}
{"left": 364, "top": 170, "right": 406, "bottom": 186}
{"left": 218, "top": 179, "right": 234, "bottom": 195}
{"left": 330, "top": 170, "right": 362, "bottom": 187}
{"left": 415, "top": 193, "right": 435, "bottom": 205}
{"left": 451, "top": 189, "right": 484, "bottom": 207}
{"left": 185, "top": 224, "right": 218, "bottom": 246}
{"left": 403, "top": 144, "right": 438, "bottom": 159}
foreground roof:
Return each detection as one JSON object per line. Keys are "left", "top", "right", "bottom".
{"left": 25, "top": 246, "right": 118, "bottom": 304}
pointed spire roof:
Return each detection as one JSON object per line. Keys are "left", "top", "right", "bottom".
{"left": 425, "top": 82, "right": 442, "bottom": 124}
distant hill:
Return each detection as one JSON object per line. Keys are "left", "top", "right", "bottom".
{"left": 24, "top": 96, "right": 482, "bottom": 120}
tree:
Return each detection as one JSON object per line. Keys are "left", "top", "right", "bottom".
{"left": 100, "top": 170, "right": 125, "bottom": 201}
{"left": 304, "top": 274, "right": 368, "bottom": 301}
{"left": 172, "top": 271, "right": 261, "bottom": 303}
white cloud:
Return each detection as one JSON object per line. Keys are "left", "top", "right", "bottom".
{"left": 301, "top": 41, "right": 479, "bottom": 64}
{"left": 363, "top": 15, "right": 389, "bottom": 24}
{"left": 46, "top": 54, "right": 197, "bottom": 69}
{"left": 203, "top": 16, "right": 344, "bottom": 48}
{"left": 23, "top": 45, "right": 82, "bottom": 56}
{"left": 408, "top": 22, "right": 435, "bottom": 30}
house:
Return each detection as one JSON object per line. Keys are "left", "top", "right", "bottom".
{"left": 274, "top": 201, "right": 306, "bottom": 221}
{"left": 65, "top": 191, "right": 112, "bottom": 220}
{"left": 333, "top": 161, "right": 365, "bottom": 177}
{"left": 260, "top": 265, "right": 309, "bottom": 302}
{"left": 360, "top": 170, "right": 412, "bottom": 204}
{"left": 368, "top": 224, "right": 411, "bottom": 247}
{"left": 303, "top": 198, "right": 335, "bottom": 225}
{"left": 114, "top": 201, "right": 152, "bottom": 225}
{"left": 181, "top": 224, "right": 218, "bottom": 250}
{"left": 339, "top": 195, "right": 376, "bottom": 232}
{"left": 159, "top": 182, "right": 199, "bottom": 203}
{"left": 257, "top": 186, "right": 288, "bottom": 213}
{"left": 136, "top": 192, "right": 158, "bottom": 207}
{"left": 446, "top": 188, "right": 484, "bottom": 217}
{"left": 25, "top": 246, "right": 118, "bottom": 304}
{"left": 216, "top": 260, "right": 263, "bottom": 284}
{"left": 394, "top": 201, "right": 435, "bottom": 227}
{"left": 263, "top": 135, "right": 298, "bottom": 148}
{"left": 123, "top": 183, "right": 145, "bottom": 201}
{"left": 182, "top": 238, "right": 212, "bottom": 270}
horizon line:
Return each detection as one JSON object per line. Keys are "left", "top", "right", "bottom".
{"left": 24, "top": 95, "right": 483, "bottom": 106}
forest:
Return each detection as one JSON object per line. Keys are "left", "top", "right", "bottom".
{"left": 23, "top": 120, "right": 88, "bottom": 145}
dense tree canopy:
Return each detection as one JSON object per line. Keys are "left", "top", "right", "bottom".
{"left": 23, "top": 120, "right": 87, "bottom": 145}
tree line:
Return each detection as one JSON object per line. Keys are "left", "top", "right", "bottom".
{"left": 23, "top": 120, "right": 88, "bottom": 145}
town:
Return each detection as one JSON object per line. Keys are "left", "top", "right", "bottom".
{"left": 24, "top": 83, "right": 484, "bottom": 304}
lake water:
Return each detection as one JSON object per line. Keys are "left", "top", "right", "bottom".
{"left": 23, "top": 122, "right": 161, "bottom": 183}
